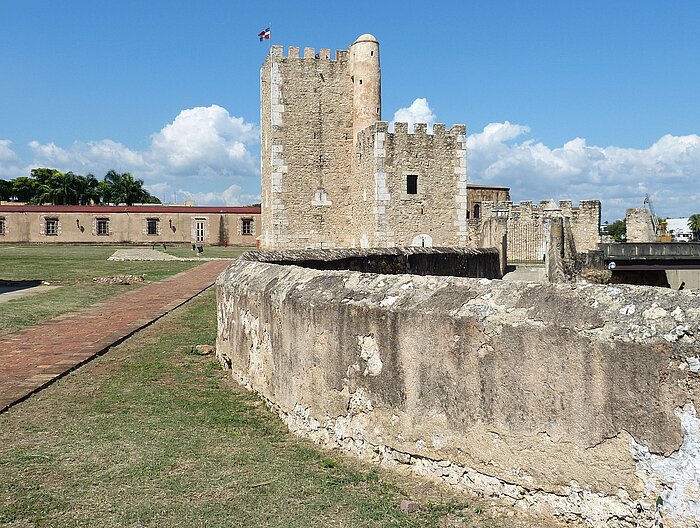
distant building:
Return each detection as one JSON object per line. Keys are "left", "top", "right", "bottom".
{"left": 466, "top": 184, "right": 510, "bottom": 220}
{"left": 0, "top": 205, "right": 260, "bottom": 246}
{"left": 666, "top": 218, "right": 692, "bottom": 242}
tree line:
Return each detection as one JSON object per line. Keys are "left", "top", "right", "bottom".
{"left": 0, "top": 168, "right": 161, "bottom": 206}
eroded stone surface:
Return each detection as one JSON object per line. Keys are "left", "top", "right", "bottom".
{"left": 216, "top": 253, "right": 700, "bottom": 527}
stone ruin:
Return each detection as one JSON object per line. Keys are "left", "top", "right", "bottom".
{"left": 216, "top": 247, "right": 700, "bottom": 528}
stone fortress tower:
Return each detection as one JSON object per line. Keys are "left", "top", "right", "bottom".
{"left": 260, "top": 33, "right": 468, "bottom": 249}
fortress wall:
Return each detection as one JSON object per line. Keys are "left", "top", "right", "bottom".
{"left": 217, "top": 251, "right": 700, "bottom": 528}
{"left": 260, "top": 46, "right": 354, "bottom": 249}
{"left": 355, "top": 122, "right": 468, "bottom": 248}
{"left": 480, "top": 200, "right": 601, "bottom": 262}
{"left": 568, "top": 199, "right": 602, "bottom": 252}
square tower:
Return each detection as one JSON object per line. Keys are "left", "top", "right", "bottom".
{"left": 260, "top": 34, "right": 468, "bottom": 250}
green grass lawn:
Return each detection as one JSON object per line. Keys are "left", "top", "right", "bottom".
{"left": 0, "top": 244, "right": 203, "bottom": 335}
{"left": 0, "top": 291, "right": 557, "bottom": 528}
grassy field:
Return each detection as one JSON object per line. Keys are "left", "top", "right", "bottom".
{"left": 0, "top": 290, "right": 558, "bottom": 528}
{"left": 0, "top": 245, "right": 204, "bottom": 335}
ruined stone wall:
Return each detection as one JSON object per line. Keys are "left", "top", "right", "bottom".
{"left": 260, "top": 46, "right": 354, "bottom": 249}
{"left": 355, "top": 122, "right": 468, "bottom": 248}
{"left": 479, "top": 200, "right": 601, "bottom": 262}
{"left": 626, "top": 208, "right": 656, "bottom": 243}
{"left": 217, "top": 252, "right": 700, "bottom": 528}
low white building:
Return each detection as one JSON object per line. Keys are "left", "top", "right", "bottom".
{"left": 666, "top": 218, "right": 692, "bottom": 242}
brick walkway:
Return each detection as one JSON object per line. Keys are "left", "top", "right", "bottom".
{"left": 0, "top": 259, "right": 232, "bottom": 413}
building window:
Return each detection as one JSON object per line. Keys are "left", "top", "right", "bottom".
{"left": 96, "top": 218, "right": 109, "bottom": 236}
{"left": 147, "top": 218, "right": 159, "bottom": 235}
{"left": 45, "top": 218, "right": 58, "bottom": 236}
{"left": 242, "top": 219, "right": 253, "bottom": 235}
{"left": 473, "top": 204, "right": 481, "bottom": 219}
{"left": 0, "top": 217, "right": 5, "bottom": 236}
{"left": 406, "top": 174, "right": 418, "bottom": 195}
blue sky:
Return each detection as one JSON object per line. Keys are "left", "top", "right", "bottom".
{"left": 1, "top": 0, "right": 698, "bottom": 221}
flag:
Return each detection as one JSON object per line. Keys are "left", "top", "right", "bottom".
{"left": 258, "top": 27, "right": 270, "bottom": 42}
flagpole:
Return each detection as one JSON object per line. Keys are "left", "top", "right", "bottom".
{"left": 269, "top": 22, "right": 272, "bottom": 51}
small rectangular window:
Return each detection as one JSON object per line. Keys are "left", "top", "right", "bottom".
{"left": 406, "top": 174, "right": 418, "bottom": 195}
{"left": 242, "top": 219, "right": 253, "bottom": 235}
{"left": 147, "top": 218, "right": 159, "bottom": 235}
{"left": 96, "top": 218, "right": 109, "bottom": 236}
{"left": 45, "top": 218, "right": 58, "bottom": 236}
{"left": 0, "top": 217, "right": 5, "bottom": 236}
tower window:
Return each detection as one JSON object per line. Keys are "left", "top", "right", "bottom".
{"left": 359, "top": 79, "right": 362, "bottom": 85}
{"left": 370, "top": 50, "right": 374, "bottom": 56}
{"left": 473, "top": 204, "right": 481, "bottom": 219}
{"left": 407, "top": 175, "right": 418, "bottom": 195}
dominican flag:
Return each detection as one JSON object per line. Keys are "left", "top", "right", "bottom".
{"left": 258, "top": 27, "right": 271, "bottom": 41}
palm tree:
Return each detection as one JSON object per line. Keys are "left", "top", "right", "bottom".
{"left": 689, "top": 214, "right": 700, "bottom": 242}
{"left": 75, "top": 174, "right": 100, "bottom": 205}
{"left": 104, "top": 170, "right": 149, "bottom": 205}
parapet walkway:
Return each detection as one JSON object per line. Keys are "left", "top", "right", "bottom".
{"left": 0, "top": 259, "right": 232, "bottom": 413}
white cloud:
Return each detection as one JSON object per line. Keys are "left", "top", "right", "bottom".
{"left": 0, "top": 140, "right": 25, "bottom": 179}
{"left": 467, "top": 124, "right": 700, "bottom": 220}
{"left": 178, "top": 184, "right": 260, "bottom": 206}
{"left": 388, "top": 98, "right": 700, "bottom": 221}
{"left": 19, "top": 105, "right": 260, "bottom": 203}
{"left": 392, "top": 98, "right": 436, "bottom": 132}
{"left": 149, "top": 105, "right": 257, "bottom": 175}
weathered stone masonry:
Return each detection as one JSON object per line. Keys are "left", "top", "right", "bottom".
{"left": 217, "top": 249, "right": 700, "bottom": 528}
{"left": 260, "top": 35, "right": 469, "bottom": 250}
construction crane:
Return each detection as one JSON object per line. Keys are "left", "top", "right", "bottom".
{"left": 643, "top": 194, "right": 659, "bottom": 235}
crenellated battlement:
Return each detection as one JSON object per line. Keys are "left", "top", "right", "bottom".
{"left": 480, "top": 199, "right": 600, "bottom": 219}
{"left": 356, "top": 122, "right": 467, "bottom": 143}
{"left": 268, "top": 44, "right": 350, "bottom": 62}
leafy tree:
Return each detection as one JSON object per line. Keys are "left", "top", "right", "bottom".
{"left": 103, "top": 170, "right": 160, "bottom": 205}
{"left": 5, "top": 168, "right": 160, "bottom": 205}
{"left": 11, "top": 177, "right": 39, "bottom": 202}
{"left": 30, "top": 168, "right": 62, "bottom": 186}
{"left": 0, "top": 179, "right": 11, "bottom": 201}
{"left": 689, "top": 214, "right": 700, "bottom": 242}
{"left": 75, "top": 173, "right": 100, "bottom": 205}
{"left": 605, "top": 219, "right": 626, "bottom": 242}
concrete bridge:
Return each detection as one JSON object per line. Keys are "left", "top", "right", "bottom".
{"left": 600, "top": 242, "right": 700, "bottom": 289}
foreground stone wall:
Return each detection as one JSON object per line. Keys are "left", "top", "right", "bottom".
{"left": 217, "top": 251, "right": 700, "bottom": 528}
